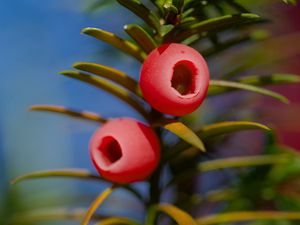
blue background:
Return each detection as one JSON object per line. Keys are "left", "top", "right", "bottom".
{"left": 1, "top": 1, "right": 300, "bottom": 224}
{"left": 0, "top": 0, "right": 145, "bottom": 223}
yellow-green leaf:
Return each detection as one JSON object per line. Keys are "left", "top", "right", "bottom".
{"left": 226, "top": 1, "right": 250, "bottom": 13}
{"left": 116, "top": 0, "right": 161, "bottom": 33}
{"left": 9, "top": 208, "right": 106, "bottom": 225}
{"left": 11, "top": 169, "right": 103, "bottom": 185}
{"left": 29, "top": 105, "right": 107, "bottom": 123}
{"left": 181, "top": 16, "right": 197, "bottom": 24}
{"left": 165, "top": 121, "right": 270, "bottom": 161}
{"left": 169, "top": 154, "right": 290, "bottom": 186}
{"left": 164, "top": 13, "right": 260, "bottom": 42}
{"left": 60, "top": 70, "right": 149, "bottom": 120}
{"left": 151, "top": 0, "right": 164, "bottom": 12}
{"left": 204, "top": 189, "right": 237, "bottom": 203}
{"left": 197, "top": 121, "right": 270, "bottom": 139}
{"left": 96, "top": 217, "right": 141, "bottom": 225}
{"left": 198, "top": 154, "right": 290, "bottom": 172}
{"left": 81, "top": 185, "right": 117, "bottom": 225}
{"left": 197, "top": 211, "right": 300, "bottom": 225}
{"left": 73, "top": 62, "right": 141, "bottom": 96}
{"left": 238, "top": 73, "right": 300, "bottom": 86}
{"left": 208, "top": 79, "right": 289, "bottom": 103}
{"left": 11, "top": 169, "right": 143, "bottom": 202}
{"left": 160, "top": 24, "right": 175, "bottom": 36}
{"left": 124, "top": 24, "right": 157, "bottom": 53}
{"left": 82, "top": 27, "right": 146, "bottom": 62}
{"left": 156, "top": 204, "right": 197, "bottom": 225}
{"left": 282, "top": 0, "right": 297, "bottom": 5}
{"left": 158, "top": 119, "right": 206, "bottom": 152}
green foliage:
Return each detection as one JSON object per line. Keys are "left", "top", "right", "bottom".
{"left": 146, "top": 204, "right": 198, "bottom": 225}
{"left": 166, "top": 121, "right": 270, "bottom": 158}
{"left": 163, "top": 13, "right": 261, "bottom": 42}
{"left": 208, "top": 79, "right": 290, "bottom": 103}
{"left": 73, "top": 62, "right": 141, "bottom": 95}
{"left": 82, "top": 27, "right": 147, "bottom": 62}
{"left": 196, "top": 121, "right": 270, "bottom": 139}
{"left": 282, "top": 0, "right": 298, "bottom": 5}
{"left": 9, "top": 208, "right": 106, "bottom": 224}
{"left": 29, "top": 105, "right": 107, "bottom": 123}
{"left": 117, "top": 0, "right": 161, "bottom": 33}
{"left": 11, "top": 169, "right": 105, "bottom": 185}
{"left": 60, "top": 70, "right": 149, "bottom": 119}
{"left": 81, "top": 185, "right": 117, "bottom": 225}
{"left": 196, "top": 211, "right": 300, "bottom": 225}
{"left": 10, "top": 0, "right": 300, "bottom": 225}
{"left": 96, "top": 217, "right": 142, "bottom": 225}
{"left": 169, "top": 154, "right": 292, "bottom": 185}
{"left": 156, "top": 118, "right": 206, "bottom": 152}
{"left": 238, "top": 74, "right": 300, "bottom": 86}
{"left": 124, "top": 24, "right": 157, "bottom": 53}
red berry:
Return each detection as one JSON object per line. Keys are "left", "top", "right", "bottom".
{"left": 140, "top": 43, "right": 210, "bottom": 116}
{"left": 89, "top": 118, "right": 160, "bottom": 184}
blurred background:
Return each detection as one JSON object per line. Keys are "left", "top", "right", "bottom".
{"left": 0, "top": 1, "right": 299, "bottom": 224}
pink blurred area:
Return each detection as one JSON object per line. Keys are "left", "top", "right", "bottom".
{"left": 263, "top": 3, "right": 300, "bottom": 150}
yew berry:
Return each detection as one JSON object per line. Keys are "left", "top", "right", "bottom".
{"left": 140, "top": 43, "right": 210, "bottom": 116}
{"left": 89, "top": 118, "right": 160, "bottom": 184}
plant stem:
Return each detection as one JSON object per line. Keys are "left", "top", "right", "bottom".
{"left": 148, "top": 164, "right": 162, "bottom": 206}
{"left": 146, "top": 108, "right": 165, "bottom": 224}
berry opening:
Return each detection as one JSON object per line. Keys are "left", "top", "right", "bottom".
{"left": 171, "top": 60, "right": 198, "bottom": 96}
{"left": 97, "top": 136, "right": 122, "bottom": 167}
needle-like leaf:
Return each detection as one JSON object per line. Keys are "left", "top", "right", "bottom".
{"left": 156, "top": 119, "right": 206, "bottom": 152}
{"left": 282, "top": 0, "right": 298, "bottom": 5}
{"left": 169, "top": 154, "right": 291, "bottom": 186}
{"left": 164, "top": 13, "right": 260, "bottom": 42}
{"left": 197, "top": 154, "right": 290, "bottom": 172}
{"left": 11, "top": 169, "right": 143, "bottom": 202}
{"left": 208, "top": 79, "right": 289, "bottom": 103}
{"left": 11, "top": 169, "right": 104, "bottom": 185}
{"left": 29, "top": 105, "right": 107, "bottom": 123}
{"left": 197, "top": 121, "right": 270, "bottom": 139}
{"left": 117, "top": 0, "right": 161, "bottom": 33}
{"left": 157, "top": 204, "right": 197, "bottom": 225}
{"left": 81, "top": 185, "right": 117, "bottom": 225}
{"left": 237, "top": 73, "right": 300, "bottom": 86}
{"left": 60, "top": 70, "right": 149, "bottom": 120}
{"left": 147, "top": 204, "right": 197, "bottom": 225}
{"left": 197, "top": 211, "right": 300, "bottom": 225}
{"left": 124, "top": 24, "right": 157, "bottom": 53}
{"left": 9, "top": 208, "right": 106, "bottom": 225}
{"left": 165, "top": 121, "right": 270, "bottom": 160}
{"left": 73, "top": 62, "right": 141, "bottom": 96}
{"left": 96, "top": 217, "right": 141, "bottom": 225}
{"left": 226, "top": 0, "right": 250, "bottom": 13}
{"left": 82, "top": 27, "right": 146, "bottom": 62}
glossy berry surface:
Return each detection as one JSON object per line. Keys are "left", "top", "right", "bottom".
{"left": 89, "top": 118, "right": 160, "bottom": 184}
{"left": 140, "top": 43, "right": 210, "bottom": 116}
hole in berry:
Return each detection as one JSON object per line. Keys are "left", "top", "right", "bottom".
{"left": 171, "top": 60, "right": 197, "bottom": 96}
{"left": 97, "top": 136, "right": 122, "bottom": 167}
